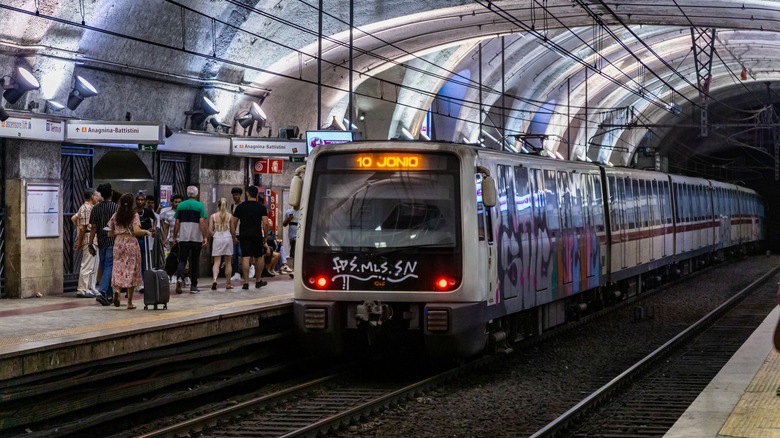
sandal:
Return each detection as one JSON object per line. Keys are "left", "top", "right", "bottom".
{"left": 211, "top": 282, "right": 217, "bottom": 290}
{"left": 226, "top": 283, "right": 233, "bottom": 290}
{"left": 113, "top": 291, "right": 120, "bottom": 307}
{"left": 127, "top": 304, "right": 136, "bottom": 310}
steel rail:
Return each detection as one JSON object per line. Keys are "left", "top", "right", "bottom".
{"left": 529, "top": 263, "right": 780, "bottom": 438}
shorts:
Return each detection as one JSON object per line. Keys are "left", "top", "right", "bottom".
{"left": 238, "top": 236, "right": 266, "bottom": 258}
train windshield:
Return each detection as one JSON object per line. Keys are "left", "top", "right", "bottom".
{"left": 306, "top": 152, "right": 460, "bottom": 251}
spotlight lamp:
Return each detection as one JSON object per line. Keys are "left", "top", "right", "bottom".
{"left": 236, "top": 113, "right": 254, "bottom": 129}
{"left": 45, "top": 100, "right": 65, "bottom": 113}
{"left": 67, "top": 76, "right": 99, "bottom": 110}
{"left": 249, "top": 102, "right": 267, "bottom": 128}
{"left": 185, "top": 96, "right": 219, "bottom": 128}
{"left": 2, "top": 67, "right": 40, "bottom": 105}
{"left": 209, "top": 117, "right": 230, "bottom": 133}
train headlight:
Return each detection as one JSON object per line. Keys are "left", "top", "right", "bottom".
{"left": 308, "top": 275, "right": 330, "bottom": 289}
{"left": 434, "top": 276, "right": 457, "bottom": 291}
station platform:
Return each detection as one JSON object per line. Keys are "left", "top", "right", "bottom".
{"left": 666, "top": 306, "right": 780, "bottom": 438}
{"left": 0, "top": 274, "right": 293, "bottom": 381}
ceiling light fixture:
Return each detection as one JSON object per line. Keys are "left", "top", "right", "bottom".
{"left": 66, "top": 76, "right": 99, "bottom": 110}
{"left": 2, "top": 66, "right": 40, "bottom": 104}
{"left": 185, "top": 95, "right": 219, "bottom": 129}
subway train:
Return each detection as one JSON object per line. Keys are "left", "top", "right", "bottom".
{"left": 289, "top": 141, "right": 764, "bottom": 358}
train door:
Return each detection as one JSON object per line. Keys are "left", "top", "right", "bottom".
{"left": 543, "top": 169, "right": 559, "bottom": 299}
{"left": 495, "top": 165, "right": 519, "bottom": 301}
{"left": 557, "top": 171, "right": 574, "bottom": 292}
{"left": 626, "top": 178, "right": 639, "bottom": 267}
{"left": 476, "top": 172, "right": 497, "bottom": 305}
{"left": 528, "top": 168, "right": 551, "bottom": 298}
{"left": 515, "top": 166, "right": 534, "bottom": 309}
{"left": 608, "top": 176, "right": 625, "bottom": 272}
{"left": 632, "top": 179, "right": 650, "bottom": 265}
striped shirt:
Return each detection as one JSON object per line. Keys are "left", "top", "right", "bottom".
{"left": 89, "top": 201, "right": 118, "bottom": 248}
{"left": 174, "top": 199, "right": 207, "bottom": 242}
{"left": 76, "top": 201, "right": 93, "bottom": 245}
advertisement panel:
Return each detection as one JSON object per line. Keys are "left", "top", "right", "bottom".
{"left": 305, "top": 130, "right": 353, "bottom": 155}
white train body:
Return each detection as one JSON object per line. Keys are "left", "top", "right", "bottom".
{"left": 292, "top": 142, "right": 763, "bottom": 357}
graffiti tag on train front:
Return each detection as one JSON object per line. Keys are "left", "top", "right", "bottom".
{"left": 331, "top": 256, "right": 419, "bottom": 289}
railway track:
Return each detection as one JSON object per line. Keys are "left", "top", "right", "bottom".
{"left": 530, "top": 264, "right": 780, "bottom": 437}
{"left": 96, "top": 257, "right": 773, "bottom": 437}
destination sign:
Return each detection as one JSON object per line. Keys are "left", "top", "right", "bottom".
{"left": 354, "top": 153, "right": 422, "bottom": 170}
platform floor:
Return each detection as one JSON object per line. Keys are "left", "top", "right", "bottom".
{"left": 0, "top": 274, "right": 293, "bottom": 379}
{"left": 666, "top": 306, "right": 780, "bottom": 438}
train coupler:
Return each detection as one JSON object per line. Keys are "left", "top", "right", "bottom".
{"left": 355, "top": 301, "right": 394, "bottom": 327}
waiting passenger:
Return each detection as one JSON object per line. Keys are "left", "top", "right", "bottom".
{"left": 75, "top": 188, "right": 100, "bottom": 298}
{"left": 107, "top": 193, "right": 151, "bottom": 309}
{"left": 89, "top": 183, "right": 118, "bottom": 306}
{"left": 209, "top": 198, "right": 234, "bottom": 290}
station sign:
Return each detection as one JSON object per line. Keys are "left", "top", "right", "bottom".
{"left": 0, "top": 116, "right": 65, "bottom": 141}
{"left": 231, "top": 138, "right": 306, "bottom": 157}
{"left": 66, "top": 121, "right": 163, "bottom": 144}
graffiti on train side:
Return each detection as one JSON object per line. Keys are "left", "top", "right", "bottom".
{"left": 493, "top": 165, "right": 601, "bottom": 310}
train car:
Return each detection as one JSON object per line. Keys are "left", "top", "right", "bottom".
{"left": 290, "top": 141, "right": 764, "bottom": 358}
{"left": 602, "top": 167, "right": 674, "bottom": 289}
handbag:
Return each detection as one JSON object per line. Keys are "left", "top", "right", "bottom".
{"left": 164, "top": 243, "right": 179, "bottom": 276}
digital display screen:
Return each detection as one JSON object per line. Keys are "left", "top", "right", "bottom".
{"left": 354, "top": 153, "right": 423, "bottom": 170}
{"left": 318, "top": 152, "right": 457, "bottom": 171}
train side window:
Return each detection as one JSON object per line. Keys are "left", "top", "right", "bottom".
{"left": 593, "top": 175, "right": 605, "bottom": 232}
{"left": 497, "top": 164, "right": 512, "bottom": 230}
{"left": 558, "top": 171, "right": 573, "bottom": 230}
{"left": 626, "top": 178, "right": 636, "bottom": 229}
{"left": 529, "top": 168, "right": 545, "bottom": 236}
{"left": 476, "top": 174, "right": 486, "bottom": 241}
{"left": 571, "top": 173, "right": 583, "bottom": 228}
{"left": 638, "top": 179, "right": 648, "bottom": 228}
{"left": 651, "top": 180, "right": 660, "bottom": 226}
{"left": 663, "top": 181, "right": 672, "bottom": 224}
{"left": 579, "top": 173, "right": 590, "bottom": 228}
{"left": 673, "top": 183, "right": 681, "bottom": 223}
{"left": 608, "top": 176, "right": 619, "bottom": 231}
{"left": 545, "top": 169, "right": 560, "bottom": 231}
{"left": 514, "top": 166, "right": 531, "bottom": 236}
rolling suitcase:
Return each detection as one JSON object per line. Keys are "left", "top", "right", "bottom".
{"left": 142, "top": 235, "right": 170, "bottom": 310}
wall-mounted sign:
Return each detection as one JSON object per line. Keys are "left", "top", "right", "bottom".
{"left": 305, "top": 130, "right": 353, "bottom": 155}
{"left": 253, "top": 158, "right": 284, "bottom": 174}
{"left": 161, "top": 131, "right": 230, "bottom": 155}
{"left": 26, "top": 183, "right": 60, "bottom": 238}
{"left": 66, "top": 121, "right": 163, "bottom": 144}
{"left": 231, "top": 138, "right": 305, "bottom": 157}
{"left": 0, "top": 116, "right": 65, "bottom": 141}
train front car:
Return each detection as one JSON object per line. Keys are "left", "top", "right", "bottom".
{"left": 293, "top": 142, "right": 489, "bottom": 358}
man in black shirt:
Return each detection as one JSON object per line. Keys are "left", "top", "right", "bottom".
{"left": 230, "top": 186, "right": 268, "bottom": 289}
{"left": 89, "top": 183, "right": 118, "bottom": 306}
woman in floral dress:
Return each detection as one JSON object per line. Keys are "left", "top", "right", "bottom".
{"left": 108, "top": 193, "right": 151, "bottom": 309}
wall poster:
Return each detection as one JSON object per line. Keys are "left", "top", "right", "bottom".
{"left": 26, "top": 183, "right": 60, "bottom": 238}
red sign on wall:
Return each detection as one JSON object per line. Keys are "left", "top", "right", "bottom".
{"left": 253, "top": 158, "right": 267, "bottom": 174}
{"left": 268, "top": 159, "right": 283, "bottom": 174}
{"left": 253, "top": 158, "right": 284, "bottom": 174}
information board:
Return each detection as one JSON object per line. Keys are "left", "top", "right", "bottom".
{"left": 26, "top": 184, "right": 60, "bottom": 238}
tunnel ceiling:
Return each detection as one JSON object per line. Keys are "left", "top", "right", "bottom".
{"left": 1, "top": 0, "right": 780, "bottom": 187}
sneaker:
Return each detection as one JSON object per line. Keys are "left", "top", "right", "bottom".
{"left": 255, "top": 280, "right": 267, "bottom": 288}
{"left": 190, "top": 287, "right": 199, "bottom": 294}
{"left": 96, "top": 295, "right": 110, "bottom": 306}
{"left": 248, "top": 265, "right": 255, "bottom": 278}
{"left": 184, "top": 277, "right": 191, "bottom": 287}
{"left": 169, "top": 275, "right": 177, "bottom": 285}
{"left": 242, "top": 283, "right": 249, "bottom": 290}
{"left": 280, "top": 265, "right": 293, "bottom": 274}
{"left": 231, "top": 273, "right": 242, "bottom": 282}
{"left": 261, "top": 269, "right": 275, "bottom": 278}
{"left": 175, "top": 280, "right": 183, "bottom": 295}
{"left": 270, "top": 269, "right": 279, "bottom": 276}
